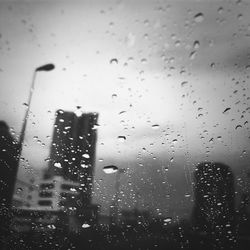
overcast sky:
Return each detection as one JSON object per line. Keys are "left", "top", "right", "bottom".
{"left": 0, "top": 0, "right": 250, "bottom": 217}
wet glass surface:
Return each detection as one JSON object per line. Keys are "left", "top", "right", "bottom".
{"left": 0, "top": 0, "right": 250, "bottom": 249}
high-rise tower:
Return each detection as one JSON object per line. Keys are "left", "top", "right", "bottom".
{"left": 45, "top": 110, "right": 98, "bottom": 206}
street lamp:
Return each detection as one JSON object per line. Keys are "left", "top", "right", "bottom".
{"left": 18, "top": 63, "right": 55, "bottom": 149}
{"left": 11, "top": 64, "right": 55, "bottom": 205}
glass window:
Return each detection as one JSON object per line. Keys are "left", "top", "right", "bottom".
{"left": 0, "top": 0, "right": 250, "bottom": 249}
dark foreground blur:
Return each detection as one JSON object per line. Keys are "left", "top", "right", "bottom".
{"left": 1, "top": 214, "right": 250, "bottom": 250}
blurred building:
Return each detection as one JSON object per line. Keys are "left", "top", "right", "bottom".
{"left": 192, "top": 162, "right": 236, "bottom": 248}
{"left": 43, "top": 110, "right": 99, "bottom": 226}
{"left": 12, "top": 176, "right": 98, "bottom": 234}
{"left": 12, "top": 179, "right": 38, "bottom": 209}
{"left": 120, "top": 209, "right": 151, "bottom": 227}
{"left": 0, "top": 121, "right": 19, "bottom": 247}
{"left": 0, "top": 121, "right": 19, "bottom": 208}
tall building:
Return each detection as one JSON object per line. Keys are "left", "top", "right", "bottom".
{"left": 0, "top": 121, "right": 19, "bottom": 248}
{"left": 192, "top": 162, "right": 236, "bottom": 249}
{"left": 44, "top": 109, "right": 98, "bottom": 209}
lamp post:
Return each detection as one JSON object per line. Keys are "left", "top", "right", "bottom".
{"left": 11, "top": 64, "right": 55, "bottom": 205}
{"left": 18, "top": 63, "right": 55, "bottom": 149}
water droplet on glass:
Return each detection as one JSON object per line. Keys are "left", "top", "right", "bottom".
{"left": 194, "top": 13, "right": 204, "bottom": 23}
{"left": 152, "top": 124, "right": 160, "bottom": 130}
{"left": 193, "top": 40, "right": 200, "bottom": 49}
{"left": 181, "top": 81, "right": 188, "bottom": 87}
{"left": 237, "top": 14, "right": 243, "bottom": 21}
{"left": 82, "top": 153, "right": 90, "bottom": 159}
{"left": 189, "top": 51, "right": 196, "bottom": 60}
{"left": 103, "top": 165, "right": 118, "bottom": 174}
{"left": 217, "top": 136, "right": 222, "bottom": 141}
{"left": 54, "top": 162, "right": 62, "bottom": 168}
{"left": 16, "top": 187, "right": 23, "bottom": 194}
{"left": 117, "top": 136, "right": 126, "bottom": 142}
{"left": 81, "top": 164, "right": 89, "bottom": 168}
{"left": 218, "top": 7, "right": 224, "bottom": 14}
{"left": 82, "top": 223, "right": 91, "bottom": 228}
{"left": 235, "top": 125, "right": 242, "bottom": 130}
{"left": 175, "top": 40, "right": 181, "bottom": 47}
{"left": 110, "top": 58, "right": 118, "bottom": 64}
{"left": 223, "top": 107, "right": 231, "bottom": 114}
{"left": 164, "top": 217, "right": 172, "bottom": 223}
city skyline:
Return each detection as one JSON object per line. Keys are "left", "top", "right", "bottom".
{"left": 0, "top": 0, "right": 250, "bottom": 218}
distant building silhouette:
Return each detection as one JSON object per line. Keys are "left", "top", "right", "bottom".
{"left": 44, "top": 110, "right": 98, "bottom": 205}
{"left": 0, "top": 121, "right": 19, "bottom": 246}
{"left": 43, "top": 110, "right": 98, "bottom": 231}
{"left": 192, "top": 162, "right": 236, "bottom": 249}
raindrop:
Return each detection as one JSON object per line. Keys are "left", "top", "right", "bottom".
{"left": 81, "top": 164, "right": 89, "bottom": 168}
{"left": 141, "top": 58, "right": 147, "bottom": 64}
{"left": 235, "top": 125, "right": 242, "bottom": 130}
{"left": 170, "top": 157, "right": 174, "bottom": 162}
{"left": 117, "top": 136, "right": 126, "bottom": 142}
{"left": 217, "top": 7, "right": 224, "bottom": 14}
{"left": 193, "top": 40, "right": 200, "bottom": 49}
{"left": 110, "top": 58, "right": 118, "bottom": 64}
{"left": 47, "top": 224, "right": 56, "bottom": 229}
{"left": 82, "top": 223, "right": 91, "bottom": 228}
{"left": 112, "top": 94, "right": 117, "bottom": 99}
{"left": 144, "top": 19, "right": 149, "bottom": 26}
{"left": 181, "top": 81, "right": 188, "bottom": 87}
{"left": 223, "top": 107, "right": 231, "bottom": 114}
{"left": 175, "top": 40, "right": 181, "bottom": 47}
{"left": 54, "top": 162, "right": 62, "bottom": 168}
{"left": 194, "top": 13, "right": 204, "bottom": 23}
{"left": 82, "top": 153, "right": 90, "bottom": 159}
{"left": 237, "top": 14, "right": 243, "bottom": 21}
{"left": 23, "top": 103, "right": 28, "bottom": 107}
{"left": 152, "top": 124, "right": 160, "bottom": 130}
{"left": 92, "top": 124, "right": 100, "bottom": 129}
{"left": 16, "top": 187, "right": 23, "bottom": 193}
{"left": 164, "top": 217, "right": 172, "bottom": 223}
{"left": 189, "top": 51, "right": 197, "bottom": 60}
{"left": 185, "top": 194, "right": 191, "bottom": 198}
{"left": 103, "top": 165, "right": 118, "bottom": 174}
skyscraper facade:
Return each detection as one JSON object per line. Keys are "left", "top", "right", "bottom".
{"left": 45, "top": 110, "right": 98, "bottom": 207}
